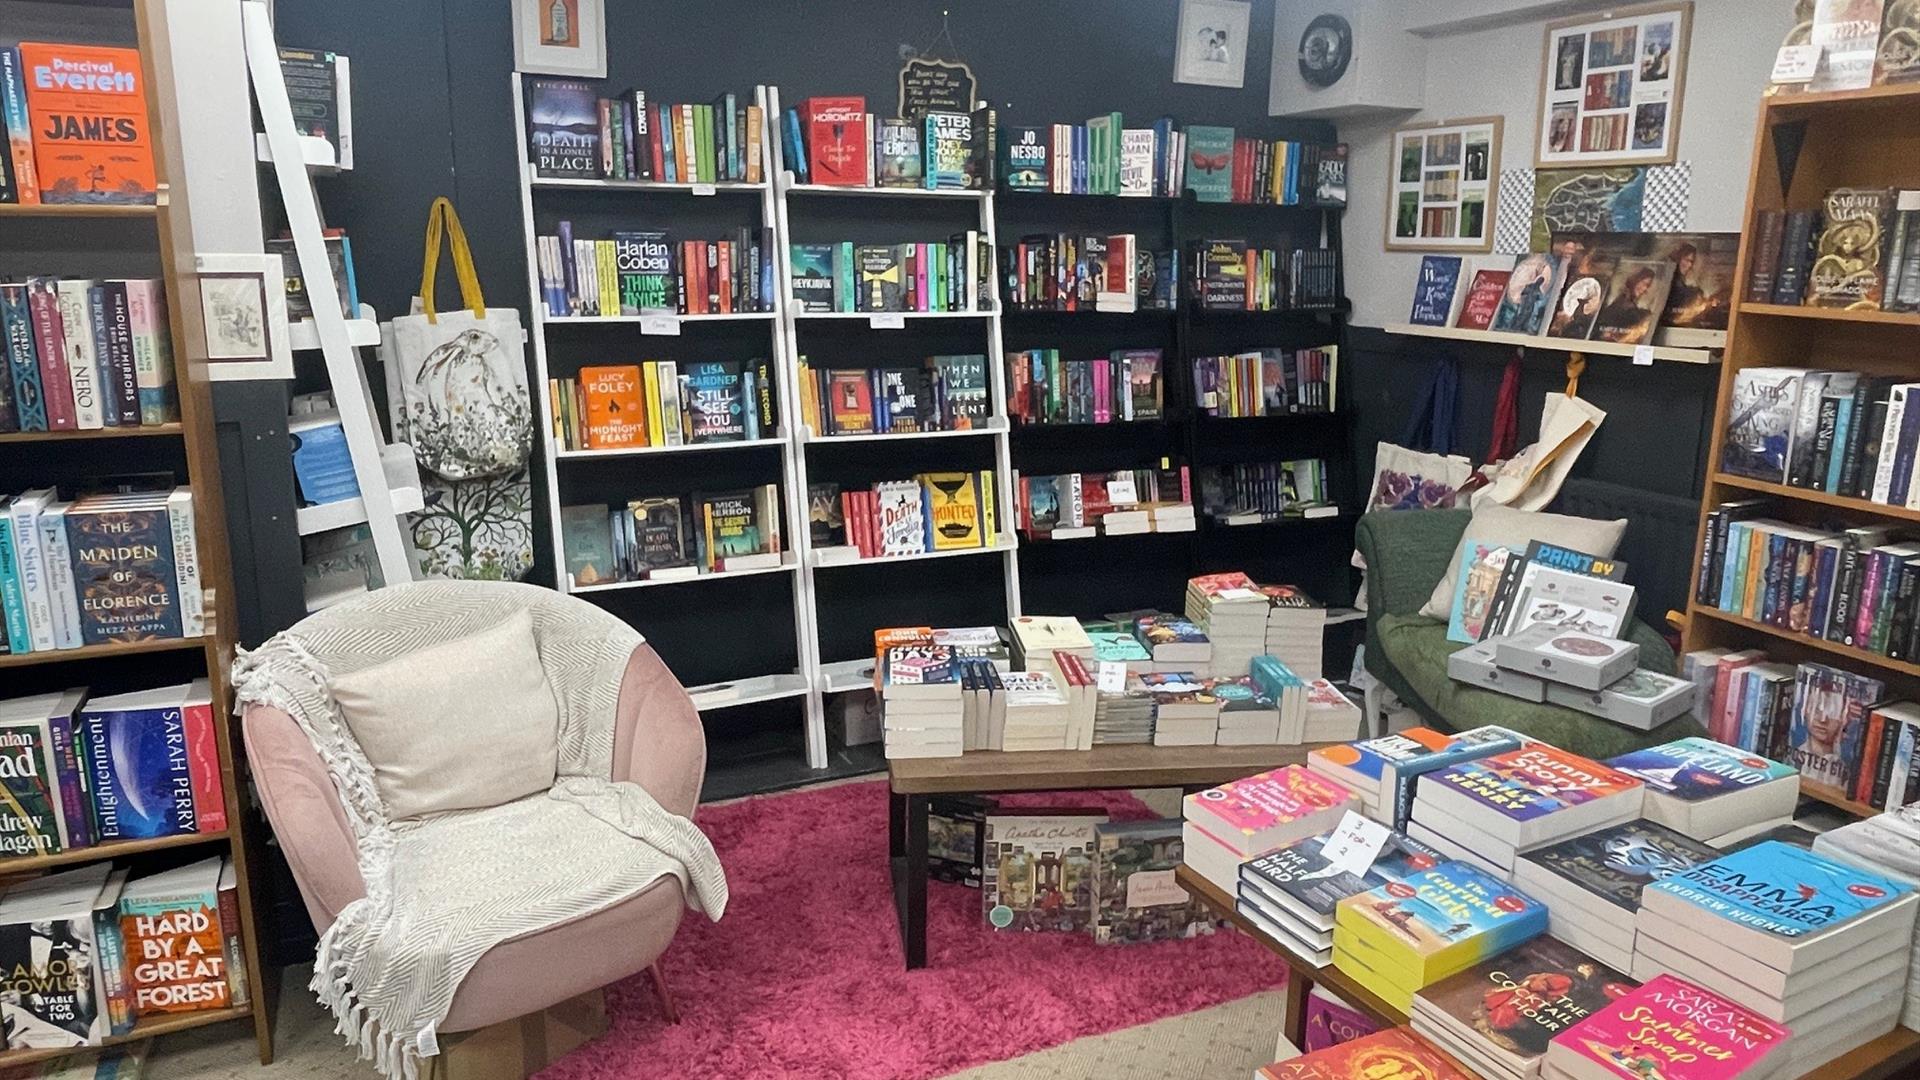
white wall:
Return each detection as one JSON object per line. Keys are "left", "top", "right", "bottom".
{"left": 1338, "top": 0, "right": 1787, "bottom": 327}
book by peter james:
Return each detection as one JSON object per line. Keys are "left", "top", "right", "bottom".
{"left": 983, "top": 812, "right": 1106, "bottom": 932}
{"left": 16, "top": 43, "right": 155, "bottom": 204}
{"left": 1521, "top": 819, "right": 1717, "bottom": 913}
{"left": 1416, "top": 935, "right": 1637, "bottom": 1070}
{"left": 526, "top": 77, "right": 599, "bottom": 178}
{"left": 1548, "top": 974, "right": 1787, "bottom": 1080}
{"left": 922, "top": 110, "right": 974, "bottom": 190}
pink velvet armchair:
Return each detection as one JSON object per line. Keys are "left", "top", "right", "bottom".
{"left": 242, "top": 586, "right": 706, "bottom": 1034}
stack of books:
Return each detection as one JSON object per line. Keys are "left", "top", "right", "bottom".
{"left": 1307, "top": 728, "right": 1464, "bottom": 823}
{"left": 1813, "top": 805, "right": 1920, "bottom": 1028}
{"left": 1207, "top": 676, "right": 1280, "bottom": 746}
{"left": 1510, "top": 818, "right": 1719, "bottom": 972}
{"left": 1412, "top": 935, "right": 1637, "bottom": 1080}
{"left": 1051, "top": 650, "right": 1097, "bottom": 750}
{"left": 0, "top": 278, "right": 177, "bottom": 434}
{"left": 1184, "top": 572, "right": 1269, "bottom": 678}
{"left": 1140, "top": 672, "right": 1221, "bottom": 746}
{"left": 1409, "top": 745, "right": 1645, "bottom": 878}
{"left": 1009, "top": 615, "right": 1095, "bottom": 672}
{"left": 999, "top": 670, "right": 1073, "bottom": 752}
{"left": 1091, "top": 678, "right": 1154, "bottom": 745}
{"left": 1086, "top": 624, "right": 1152, "bottom": 673}
{"left": 820, "top": 472, "right": 999, "bottom": 561}
{"left": 1544, "top": 975, "right": 1788, "bottom": 1080}
{"left": 958, "top": 660, "right": 1006, "bottom": 752}
{"left": 1605, "top": 737, "right": 1800, "bottom": 845}
{"left": 1237, "top": 826, "right": 1442, "bottom": 966}
{"left": 1133, "top": 614, "right": 1212, "bottom": 674}
{"left": 1633, "top": 841, "right": 1917, "bottom": 1074}
{"left": 1263, "top": 586, "right": 1326, "bottom": 680}
{"left": 1332, "top": 859, "right": 1549, "bottom": 1011}
{"left": 1452, "top": 624, "right": 1695, "bottom": 733}
{"left": 1302, "top": 680, "right": 1364, "bottom": 744}
{"left": 1378, "top": 725, "right": 1528, "bottom": 830}
{"left": 880, "top": 646, "right": 964, "bottom": 759}
{"left": 1181, "top": 765, "right": 1354, "bottom": 892}
{"left": 1248, "top": 656, "right": 1306, "bottom": 742}
{"left": 2, "top": 485, "right": 204, "bottom": 653}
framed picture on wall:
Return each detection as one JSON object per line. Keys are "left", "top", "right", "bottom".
{"left": 1174, "top": 0, "right": 1252, "bottom": 88}
{"left": 1384, "top": 117, "right": 1502, "bottom": 252}
{"left": 513, "top": 0, "right": 607, "bottom": 79}
{"left": 1534, "top": 2, "right": 1692, "bottom": 168}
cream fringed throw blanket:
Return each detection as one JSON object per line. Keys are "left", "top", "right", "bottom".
{"left": 232, "top": 583, "right": 729, "bottom": 1080}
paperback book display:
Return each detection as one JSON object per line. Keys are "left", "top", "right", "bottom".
{"left": 1744, "top": 188, "right": 1920, "bottom": 312}
{"left": 1713, "top": 371, "right": 1920, "bottom": 503}
{"left": 1237, "top": 823, "right": 1442, "bottom": 966}
{"left": 1411, "top": 934, "right": 1637, "bottom": 1080}
{"left": 1, "top": 484, "right": 204, "bottom": 653}
{"left": 1000, "top": 233, "right": 1172, "bottom": 313}
{"left": 790, "top": 237, "right": 994, "bottom": 315}
{"left": 534, "top": 222, "right": 774, "bottom": 317}
{"left": 1307, "top": 726, "right": 1525, "bottom": 828}
{"left": 781, "top": 95, "right": 992, "bottom": 190}
{"left": 1189, "top": 348, "right": 1338, "bottom": 417}
{"left": 1014, "top": 463, "right": 1195, "bottom": 539}
{"left": 1604, "top": 737, "right": 1800, "bottom": 843}
{"left": 559, "top": 486, "right": 784, "bottom": 587}
{"left": 0, "top": 278, "right": 178, "bottom": 433}
{"left": 1004, "top": 348, "right": 1163, "bottom": 425}
{"left": 1182, "top": 765, "right": 1355, "bottom": 893}
{"left": 1001, "top": 116, "right": 1185, "bottom": 198}
{"left": 794, "top": 355, "right": 989, "bottom": 436}
{"left": 1509, "top": 819, "right": 1718, "bottom": 972}
{"left": 813, "top": 473, "right": 999, "bottom": 561}
{"left": 548, "top": 359, "right": 776, "bottom": 451}
{"left": 1198, "top": 460, "right": 1338, "bottom": 524}
{"left": 1453, "top": 540, "right": 1635, "bottom": 647}
{"left": 1176, "top": 127, "right": 1347, "bottom": 208}
{"left": 1544, "top": 975, "right": 1788, "bottom": 1080}
{"left": 1333, "top": 859, "right": 1550, "bottom": 1012}
{"left": 524, "top": 78, "right": 765, "bottom": 184}
{"left": 1814, "top": 805, "right": 1920, "bottom": 1029}
{"left": 1409, "top": 745, "right": 1644, "bottom": 876}
{"left": 1186, "top": 241, "right": 1339, "bottom": 311}
{"left": 1185, "top": 573, "right": 1326, "bottom": 680}
{"left": 0, "top": 44, "right": 157, "bottom": 205}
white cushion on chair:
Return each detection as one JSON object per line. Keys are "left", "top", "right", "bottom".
{"left": 331, "top": 608, "right": 560, "bottom": 819}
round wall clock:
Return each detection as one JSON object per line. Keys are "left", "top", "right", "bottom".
{"left": 1298, "top": 14, "right": 1352, "bottom": 88}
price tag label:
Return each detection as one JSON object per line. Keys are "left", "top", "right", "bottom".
{"left": 1320, "top": 811, "right": 1391, "bottom": 878}
{"left": 1632, "top": 344, "right": 1655, "bottom": 366}
{"left": 1096, "top": 660, "right": 1129, "bottom": 694}
{"left": 691, "top": 182, "right": 718, "bottom": 196}
{"left": 1107, "top": 475, "right": 1139, "bottom": 505}
{"left": 870, "top": 313, "right": 907, "bottom": 329}
{"left": 1772, "top": 44, "right": 1821, "bottom": 84}
{"left": 639, "top": 315, "right": 682, "bottom": 336}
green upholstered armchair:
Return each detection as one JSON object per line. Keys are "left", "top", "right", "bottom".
{"left": 1354, "top": 508, "right": 1705, "bottom": 759}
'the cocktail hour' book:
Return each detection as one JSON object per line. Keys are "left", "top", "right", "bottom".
{"left": 1413, "top": 934, "right": 1637, "bottom": 1078}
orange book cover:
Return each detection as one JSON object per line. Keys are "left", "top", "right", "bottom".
{"left": 121, "top": 899, "right": 230, "bottom": 1015}
{"left": 1259, "top": 1026, "right": 1472, "bottom": 1079}
{"left": 579, "top": 364, "right": 647, "bottom": 448}
{"left": 16, "top": 43, "right": 156, "bottom": 204}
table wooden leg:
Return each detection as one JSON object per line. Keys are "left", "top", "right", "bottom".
{"left": 889, "top": 789, "right": 905, "bottom": 858}
{"left": 1283, "top": 966, "right": 1310, "bottom": 1052}
{"left": 889, "top": 793, "right": 929, "bottom": 970}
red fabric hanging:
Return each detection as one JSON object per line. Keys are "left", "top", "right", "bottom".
{"left": 1486, "top": 350, "right": 1523, "bottom": 464}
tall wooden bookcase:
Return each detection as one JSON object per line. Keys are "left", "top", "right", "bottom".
{"left": 1683, "top": 81, "right": 1920, "bottom": 821}
{"left": 0, "top": 0, "right": 273, "bottom": 1067}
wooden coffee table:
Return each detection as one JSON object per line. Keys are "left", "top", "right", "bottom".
{"left": 886, "top": 742, "right": 1325, "bottom": 969}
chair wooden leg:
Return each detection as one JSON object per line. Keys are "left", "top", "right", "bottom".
{"left": 648, "top": 962, "right": 680, "bottom": 1024}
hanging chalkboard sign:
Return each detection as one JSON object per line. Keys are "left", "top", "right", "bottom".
{"left": 898, "top": 56, "right": 977, "bottom": 117}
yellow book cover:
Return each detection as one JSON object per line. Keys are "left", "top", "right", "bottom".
{"left": 921, "top": 472, "right": 980, "bottom": 550}
{"left": 745, "top": 105, "right": 764, "bottom": 183}
{"left": 596, "top": 240, "right": 618, "bottom": 315}
{"left": 1742, "top": 526, "right": 1766, "bottom": 618}
{"left": 642, "top": 362, "right": 665, "bottom": 446}
{"left": 547, "top": 379, "right": 564, "bottom": 442}
{"left": 579, "top": 365, "right": 647, "bottom": 449}
{"left": 1329, "top": 941, "right": 1413, "bottom": 1012}
{"left": 978, "top": 471, "right": 998, "bottom": 543}
{"left": 1331, "top": 924, "right": 1425, "bottom": 997}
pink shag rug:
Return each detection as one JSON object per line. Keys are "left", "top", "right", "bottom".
{"left": 535, "top": 779, "right": 1284, "bottom": 1080}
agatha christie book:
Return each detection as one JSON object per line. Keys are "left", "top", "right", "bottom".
{"left": 1545, "top": 975, "right": 1787, "bottom": 1080}
{"left": 1414, "top": 934, "right": 1637, "bottom": 1071}
{"left": 1241, "top": 829, "right": 1444, "bottom": 930}
{"left": 983, "top": 812, "right": 1106, "bottom": 932}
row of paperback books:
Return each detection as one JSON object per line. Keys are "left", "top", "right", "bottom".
{"left": 1004, "top": 348, "right": 1164, "bottom": 425}
{"left": 781, "top": 97, "right": 990, "bottom": 190}
{"left": 559, "top": 486, "right": 783, "bottom": 587}
{"left": 1, "top": 485, "right": 204, "bottom": 654}
{"left": 0, "top": 684, "right": 227, "bottom": 857}
{"left": 1684, "top": 644, "right": 1919, "bottom": 810}
{"left": 814, "top": 472, "right": 999, "bottom": 561}
{"left": 0, "top": 857, "right": 244, "bottom": 1051}
{"left": 788, "top": 237, "right": 993, "bottom": 314}
{"left": 547, "top": 359, "right": 776, "bottom": 451}
{"left": 1, "top": 44, "right": 157, "bottom": 205}
{"left": 1, "top": 279, "right": 178, "bottom": 433}
{"left": 1188, "top": 241, "right": 1339, "bottom": 311}
{"left": 1452, "top": 237, "right": 1729, "bottom": 347}
{"left": 1696, "top": 505, "right": 1920, "bottom": 661}
{"left": 1197, "top": 459, "right": 1337, "bottom": 523}
{"left": 1721, "top": 368, "right": 1920, "bottom": 501}
{"left": 1189, "top": 347, "right": 1337, "bottom": 417}
{"left": 1746, "top": 188, "right": 1920, "bottom": 312}
{"left": 1000, "top": 233, "right": 1176, "bottom": 313}
{"left": 524, "top": 78, "right": 765, "bottom": 184}
{"left": 792, "top": 355, "right": 989, "bottom": 437}
{"left": 534, "top": 224, "right": 775, "bottom": 318}
{"left": 1014, "top": 463, "right": 1195, "bottom": 539}
{"left": 1002, "top": 120, "right": 1346, "bottom": 207}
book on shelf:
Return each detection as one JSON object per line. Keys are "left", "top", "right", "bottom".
{"left": 0, "top": 485, "right": 201, "bottom": 654}
{"left": 79, "top": 679, "right": 227, "bottom": 840}
{"left": 1171, "top": 126, "right": 1343, "bottom": 207}
{"left": 536, "top": 222, "right": 774, "bottom": 317}
{"left": 118, "top": 855, "right": 240, "bottom": 1018}
{"left": 278, "top": 46, "right": 352, "bottom": 170}
{"left": 1189, "top": 347, "right": 1338, "bottom": 417}
{"left": 265, "top": 231, "right": 361, "bottom": 322}
{"left": 1001, "top": 233, "right": 1175, "bottom": 312}
{"left": 547, "top": 359, "right": 775, "bottom": 451}
{"left": 0, "top": 278, "right": 176, "bottom": 433}
{"left": 779, "top": 95, "right": 992, "bottom": 190}
{"left": 1744, "top": 186, "right": 1920, "bottom": 313}
{"left": 524, "top": 78, "right": 764, "bottom": 184}
{"left": 1509, "top": 818, "right": 1719, "bottom": 972}
{"left": 1453, "top": 268, "right": 1511, "bottom": 331}
{"left": 0, "top": 863, "right": 124, "bottom": 1048}
{"left": 1186, "top": 240, "right": 1339, "bottom": 311}
{"left": 794, "top": 354, "right": 986, "bottom": 436}
{"left": 1015, "top": 464, "right": 1193, "bottom": 539}
{"left": 0, "top": 688, "right": 89, "bottom": 855}
{"left": 1004, "top": 348, "right": 1164, "bottom": 425}
{"left": 5, "top": 44, "right": 155, "bottom": 206}
{"left": 1408, "top": 256, "right": 1463, "bottom": 327}
{"left": 560, "top": 485, "right": 782, "bottom": 585}
{"left": 1197, "top": 459, "right": 1337, "bottom": 524}
{"left": 823, "top": 472, "right": 999, "bottom": 560}
{"left": 785, "top": 236, "right": 991, "bottom": 313}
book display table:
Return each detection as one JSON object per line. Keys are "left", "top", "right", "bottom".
{"left": 885, "top": 743, "right": 1327, "bottom": 969}
{"left": 1175, "top": 865, "right": 1920, "bottom": 1080}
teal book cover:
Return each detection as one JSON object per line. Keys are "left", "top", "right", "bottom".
{"left": 1645, "top": 840, "right": 1911, "bottom": 938}
{"left": 1183, "top": 126, "right": 1234, "bottom": 203}
{"left": 1447, "top": 536, "right": 1511, "bottom": 643}
{"left": 789, "top": 243, "right": 835, "bottom": 313}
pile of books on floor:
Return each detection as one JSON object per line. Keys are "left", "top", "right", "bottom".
{"left": 0, "top": 855, "right": 246, "bottom": 1050}
{"left": 2, "top": 484, "right": 205, "bottom": 654}
{"left": 1449, "top": 623, "right": 1694, "bottom": 733}
{"left": 1408, "top": 743, "right": 1645, "bottom": 880}
{"left": 1, "top": 278, "right": 178, "bottom": 433}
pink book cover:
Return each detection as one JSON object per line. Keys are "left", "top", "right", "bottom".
{"left": 1093, "top": 360, "right": 1111, "bottom": 424}
{"left": 915, "top": 243, "right": 930, "bottom": 312}
{"left": 182, "top": 698, "right": 227, "bottom": 833}
{"left": 1303, "top": 989, "right": 1379, "bottom": 1053}
{"left": 1187, "top": 765, "right": 1352, "bottom": 840}
{"left": 1550, "top": 975, "right": 1787, "bottom": 1080}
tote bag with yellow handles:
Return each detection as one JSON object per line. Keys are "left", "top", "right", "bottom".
{"left": 389, "top": 197, "right": 532, "bottom": 481}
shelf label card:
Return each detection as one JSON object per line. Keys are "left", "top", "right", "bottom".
{"left": 691, "top": 182, "right": 718, "bottom": 196}
{"left": 1321, "top": 811, "right": 1391, "bottom": 878}
{"left": 1096, "top": 660, "right": 1129, "bottom": 694}
{"left": 1632, "top": 344, "right": 1655, "bottom": 366}
{"left": 1771, "top": 45, "right": 1821, "bottom": 84}
{"left": 640, "top": 315, "right": 682, "bottom": 336}
{"left": 870, "top": 313, "right": 907, "bottom": 329}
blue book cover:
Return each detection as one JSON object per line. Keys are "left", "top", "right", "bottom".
{"left": 1647, "top": 840, "right": 1911, "bottom": 939}
{"left": 79, "top": 706, "right": 197, "bottom": 840}
{"left": 1826, "top": 393, "right": 1856, "bottom": 493}
{"left": 1183, "top": 126, "right": 1234, "bottom": 203}
{"left": 782, "top": 107, "right": 806, "bottom": 184}
{"left": 1382, "top": 726, "right": 1526, "bottom": 829}
{"left": 63, "top": 498, "right": 181, "bottom": 643}
{"left": 1409, "top": 255, "right": 1463, "bottom": 326}
{"left": 681, "top": 361, "right": 746, "bottom": 443}
{"left": 1338, "top": 860, "right": 1549, "bottom": 969}
{"left": 1608, "top": 737, "right": 1796, "bottom": 802}
{"left": 0, "top": 510, "right": 28, "bottom": 652}
{"left": 1, "top": 284, "right": 46, "bottom": 433}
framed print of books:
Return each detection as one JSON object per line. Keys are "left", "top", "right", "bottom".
{"left": 1385, "top": 118, "right": 1501, "bottom": 252}
{"left": 1535, "top": 2, "right": 1691, "bottom": 168}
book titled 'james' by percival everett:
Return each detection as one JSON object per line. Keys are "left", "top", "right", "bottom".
{"left": 16, "top": 43, "right": 156, "bottom": 204}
